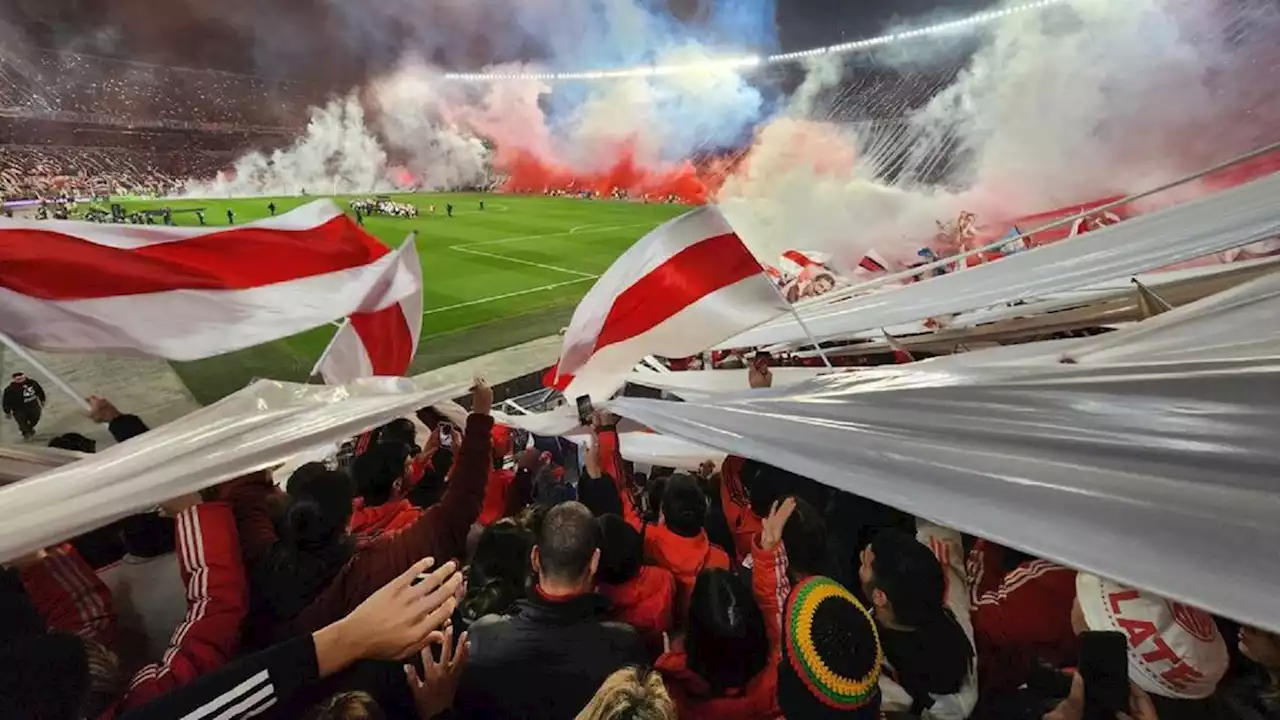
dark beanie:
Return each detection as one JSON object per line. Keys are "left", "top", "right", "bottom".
{"left": 0, "top": 632, "right": 90, "bottom": 720}
{"left": 778, "top": 576, "right": 882, "bottom": 718}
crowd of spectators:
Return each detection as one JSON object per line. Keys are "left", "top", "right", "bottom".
{"left": 1, "top": 367, "right": 1278, "bottom": 720}
{"left": 0, "top": 48, "right": 316, "bottom": 129}
{"left": 0, "top": 145, "right": 229, "bottom": 201}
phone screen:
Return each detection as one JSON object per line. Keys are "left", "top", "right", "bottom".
{"left": 439, "top": 423, "right": 453, "bottom": 447}
{"left": 576, "top": 395, "right": 594, "bottom": 425}
{"left": 1079, "top": 630, "right": 1129, "bottom": 717}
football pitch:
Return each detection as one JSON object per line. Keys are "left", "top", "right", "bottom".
{"left": 117, "top": 193, "right": 690, "bottom": 404}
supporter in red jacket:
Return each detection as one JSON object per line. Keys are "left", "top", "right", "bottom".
{"left": 596, "top": 513, "right": 676, "bottom": 654}
{"left": 223, "top": 380, "right": 495, "bottom": 645}
{"left": 717, "top": 455, "right": 762, "bottom": 564}
{"left": 966, "top": 538, "right": 1079, "bottom": 695}
{"left": 348, "top": 442, "right": 423, "bottom": 538}
{"left": 17, "top": 495, "right": 248, "bottom": 717}
{"left": 594, "top": 422, "right": 730, "bottom": 621}
{"left": 478, "top": 425, "right": 517, "bottom": 527}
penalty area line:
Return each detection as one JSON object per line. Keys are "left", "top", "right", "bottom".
{"left": 422, "top": 277, "right": 597, "bottom": 316}
{"left": 449, "top": 244, "right": 598, "bottom": 278}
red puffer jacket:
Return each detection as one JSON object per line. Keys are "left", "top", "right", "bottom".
{"left": 601, "top": 564, "right": 676, "bottom": 654}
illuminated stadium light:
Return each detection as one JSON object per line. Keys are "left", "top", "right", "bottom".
{"left": 443, "top": 0, "right": 1067, "bottom": 81}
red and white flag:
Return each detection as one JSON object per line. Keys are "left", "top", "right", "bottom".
{"left": 314, "top": 239, "right": 423, "bottom": 383}
{"left": 557, "top": 205, "right": 789, "bottom": 400}
{"left": 0, "top": 201, "right": 418, "bottom": 360}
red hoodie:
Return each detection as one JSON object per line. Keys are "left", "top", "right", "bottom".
{"left": 349, "top": 498, "right": 421, "bottom": 537}
{"left": 601, "top": 564, "right": 676, "bottom": 654}
{"left": 597, "top": 427, "right": 730, "bottom": 620}
{"left": 655, "top": 537, "right": 785, "bottom": 720}
{"left": 718, "top": 455, "right": 762, "bottom": 564}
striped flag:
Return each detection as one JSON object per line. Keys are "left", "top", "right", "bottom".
{"left": 0, "top": 201, "right": 418, "bottom": 360}
{"left": 557, "top": 205, "right": 789, "bottom": 401}
{"left": 314, "top": 239, "right": 424, "bottom": 383}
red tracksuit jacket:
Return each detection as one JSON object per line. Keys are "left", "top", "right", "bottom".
{"left": 966, "top": 538, "right": 1079, "bottom": 693}
{"left": 22, "top": 502, "right": 248, "bottom": 715}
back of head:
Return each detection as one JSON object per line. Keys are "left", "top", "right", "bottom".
{"left": 685, "top": 569, "right": 769, "bottom": 694}
{"left": 867, "top": 530, "right": 946, "bottom": 628}
{"left": 47, "top": 433, "right": 96, "bottom": 454}
{"left": 782, "top": 496, "right": 829, "bottom": 579}
{"left": 284, "top": 464, "right": 356, "bottom": 550}
{"left": 378, "top": 418, "right": 418, "bottom": 449}
{"left": 351, "top": 443, "right": 411, "bottom": 506}
{"left": 660, "top": 475, "right": 707, "bottom": 538}
{"left": 596, "top": 514, "right": 642, "bottom": 586}
{"left": 463, "top": 520, "right": 534, "bottom": 623}
{"left": 307, "top": 691, "right": 386, "bottom": 720}
{"left": 536, "top": 502, "right": 599, "bottom": 586}
{"left": 575, "top": 666, "right": 676, "bottom": 720}
{"left": 260, "top": 464, "right": 357, "bottom": 618}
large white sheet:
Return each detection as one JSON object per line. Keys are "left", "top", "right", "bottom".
{"left": 721, "top": 172, "right": 1280, "bottom": 348}
{"left": 0, "top": 377, "right": 462, "bottom": 562}
{"left": 612, "top": 359, "right": 1280, "bottom": 635}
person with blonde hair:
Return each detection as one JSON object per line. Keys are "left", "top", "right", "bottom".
{"left": 577, "top": 666, "right": 676, "bottom": 720}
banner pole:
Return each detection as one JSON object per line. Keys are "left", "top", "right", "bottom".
{"left": 311, "top": 319, "right": 351, "bottom": 380}
{"left": 0, "top": 330, "right": 92, "bottom": 413}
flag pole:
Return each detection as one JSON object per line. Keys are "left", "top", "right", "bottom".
{"left": 757, "top": 272, "right": 834, "bottom": 368}
{"left": 0, "top": 329, "right": 92, "bottom": 412}
{"left": 311, "top": 319, "right": 351, "bottom": 380}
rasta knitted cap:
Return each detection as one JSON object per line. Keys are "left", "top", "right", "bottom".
{"left": 778, "top": 575, "right": 882, "bottom": 718}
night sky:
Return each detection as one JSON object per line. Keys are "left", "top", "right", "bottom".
{"left": 0, "top": 0, "right": 999, "bottom": 85}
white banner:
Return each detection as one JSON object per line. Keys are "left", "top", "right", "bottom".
{"left": 0, "top": 377, "right": 463, "bottom": 562}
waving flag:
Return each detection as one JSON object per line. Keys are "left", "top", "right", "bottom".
{"left": 0, "top": 201, "right": 418, "bottom": 360}
{"left": 314, "top": 239, "right": 424, "bottom": 383}
{"left": 557, "top": 205, "right": 789, "bottom": 400}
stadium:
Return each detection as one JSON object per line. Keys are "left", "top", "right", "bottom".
{"left": 2, "top": 0, "right": 1280, "bottom": 717}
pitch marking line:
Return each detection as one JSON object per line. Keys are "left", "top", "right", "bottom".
{"left": 450, "top": 244, "right": 598, "bottom": 278}
{"left": 453, "top": 222, "right": 655, "bottom": 248}
{"left": 422, "top": 277, "right": 597, "bottom": 315}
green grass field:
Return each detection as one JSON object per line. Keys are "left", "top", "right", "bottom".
{"left": 118, "top": 193, "right": 690, "bottom": 404}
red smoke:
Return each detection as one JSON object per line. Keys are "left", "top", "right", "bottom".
{"left": 494, "top": 138, "right": 733, "bottom": 204}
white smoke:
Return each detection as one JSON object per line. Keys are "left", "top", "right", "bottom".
{"left": 720, "top": 0, "right": 1280, "bottom": 268}
{"left": 185, "top": 83, "right": 494, "bottom": 198}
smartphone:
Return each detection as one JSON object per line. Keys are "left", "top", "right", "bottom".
{"left": 576, "top": 394, "right": 594, "bottom": 425}
{"left": 1079, "top": 630, "right": 1129, "bottom": 718}
{"left": 439, "top": 422, "right": 453, "bottom": 448}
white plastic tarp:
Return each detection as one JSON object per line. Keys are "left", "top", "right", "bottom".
{"left": 624, "top": 366, "right": 831, "bottom": 398}
{"left": 720, "top": 172, "right": 1280, "bottom": 348}
{"left": 0, "top": 446, "right": 85, "bottom": 485}
{"left": 0, "top": 377, "right": 462, "bottom": 562}
{"left": 493, "top": 408, "right": 722, "bottom": 470}
{"left": 611, "top": 359, "right": 1280, "bottom": 635}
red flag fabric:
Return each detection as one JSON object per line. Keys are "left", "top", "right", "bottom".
{"left": 315, "top": 241, "right": 423, "bottom": 383}
{"left": 557, "top": 206, "right": 789, "bottom": 400}
{"left": 0, "top": 201, "right": 417, "bottom": 360}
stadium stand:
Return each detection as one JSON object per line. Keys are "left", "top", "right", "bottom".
{"left": 0, "top": 44, "right": 316, "bottom": 200}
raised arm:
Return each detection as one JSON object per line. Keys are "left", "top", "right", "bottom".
{"left": 119, "top": 500, "right": 249, "bottom": 711}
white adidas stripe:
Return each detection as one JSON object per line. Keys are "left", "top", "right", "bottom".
{"left": 179, "top": 669, "right": 272, "bottom": 720}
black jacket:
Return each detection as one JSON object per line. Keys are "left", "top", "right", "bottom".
{"left": 2, "top": 379, "right": 44, "bottom": 415}
{"left": 455, "top": 591, "right": 649, "bottom": 720}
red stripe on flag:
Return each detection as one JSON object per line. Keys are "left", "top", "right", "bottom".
{"left": 592, "top": 232, "right": 762, "bottom": 353}
{"left": 349, "top": 303, "right": 416, "bottom": 376}
{"left": 859, "top": 255, "right": 887, "bottom": 272}
{"left": 0, "top": 216, "right": 387, "bottom": 300}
